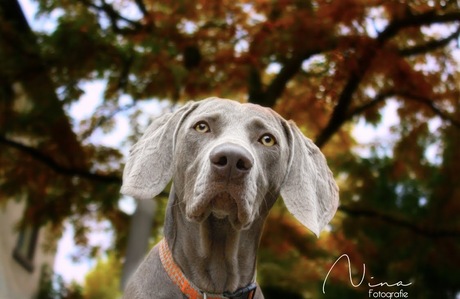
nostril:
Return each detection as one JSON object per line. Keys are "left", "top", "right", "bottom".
{"left": 236, "top": 158, "right": 252, "bottom": 171}
{"left": 215, "top": 156, "right": 227, "bottom": 167}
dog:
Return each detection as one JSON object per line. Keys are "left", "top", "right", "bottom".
{"left": 121, "top": 98, "right": 339, "bottom": 298}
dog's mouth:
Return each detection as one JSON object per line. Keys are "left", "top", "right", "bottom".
{"left": 186, "top": 192, "right": 252, "bottom": 230}
{"left": 210, "top": 193, "right": 237, "bottom": 218}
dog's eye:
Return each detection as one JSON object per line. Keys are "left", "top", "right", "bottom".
{"left": 194, "top": 121, "right": 210, "bottom": 133}
{"left": 259, "top": 134, "right": 277, "bottom": 147}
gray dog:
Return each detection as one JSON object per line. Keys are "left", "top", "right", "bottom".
{"left": 121, "top": 98, "right": 339, "bottom": 299}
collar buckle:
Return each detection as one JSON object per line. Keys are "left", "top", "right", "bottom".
{"left": 223, "top": 283, "right": 257, "bottom": 299}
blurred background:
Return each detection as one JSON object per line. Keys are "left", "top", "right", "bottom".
{"left": 1, "top": 0, "right": 460, "bottom": 298}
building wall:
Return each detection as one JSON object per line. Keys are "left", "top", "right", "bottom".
{"left": 0, "top": 199, "right": 56, "bottom": 299}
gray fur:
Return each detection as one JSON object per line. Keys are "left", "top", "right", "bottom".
{"left": 121, "top": 98, "right": 339, "bottom": 298}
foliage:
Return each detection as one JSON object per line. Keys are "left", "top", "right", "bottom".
{"left": 82, "top": 253, "right": 122, "bottom": 299}
{"left": 36, "top": 265, "right": 84, "bottom": 299}
{"left": 35, "top": 255, "right": 123, "bottom": 299}
{"left": 1, "top": 0, "right": 460, "bottom": 297}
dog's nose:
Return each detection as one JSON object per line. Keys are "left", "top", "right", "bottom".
{"left": 210, "top": 143, "right": 253, "bottom": 178}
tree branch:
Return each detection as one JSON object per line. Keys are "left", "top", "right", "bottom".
{"left": 1, "top": 0, "right": 87, "bottom": 169}
{"left": 346, "top": 90, "right": 460, "bottom": 129}
{"left": 247, "top": 66, "right": 264, "bottom": 104}
{"left": 315, "top": 68, "right": 369, "bottom": 148}
{"left": 347, "top": 90, "right": 396, "bottom": 120}
{"left": 398, "top": 92, "right": 460, "bottom": 128}
{"left": 315, "top": 9, "right": 460, "bottom": 148}
{"left": 0, "top": 135, "right": 122, "bottom": 184}
{"left": 134, "top": 0, "right": 148, "bottom": 17}
{"left": 399, "top": 26, "right": 460, "bottom": 56}
{"left": 250, "top": 44, "right": 337, "bottom": 107}
{"left": 78, "top": 0, "right": 143, "bottom": 34}
{"left": 377, "top": 10, "right": 460, "bottom": 43}
{"left": 80, "top": 101, "right": 137, "bottom": 140}
{"left": 248, "top": 54, "right": 310, "bottom": 107}
{"left": 340, "top": 205, "right": 460, "bottom": 238}
{"left": 262, "top": 54, "right": 309, "bottom": 107}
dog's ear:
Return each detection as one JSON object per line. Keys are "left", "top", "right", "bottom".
{"left": 121, "top": 102, "right": 199, "bottom": 200}
{"left": 280, "top": 121, "right": 339, "bottom": 237}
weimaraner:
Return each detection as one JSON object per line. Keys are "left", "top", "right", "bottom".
{"left": 121, "top": 98, "right": 339, "bottom": 299}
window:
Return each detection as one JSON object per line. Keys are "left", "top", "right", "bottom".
{"left": 13, "top": 225, "right": 39, "bottom": 272}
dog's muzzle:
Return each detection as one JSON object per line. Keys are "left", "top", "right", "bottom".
{"left": 186, "top": 142, "right": 257, "bottom": 230}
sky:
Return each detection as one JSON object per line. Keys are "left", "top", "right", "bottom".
{"left": 16, "top": 0, "right": 449, "bottom": 285}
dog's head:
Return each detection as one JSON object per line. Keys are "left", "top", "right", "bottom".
{"left": 121, "top": 98, "right": 339, "bottom": 235}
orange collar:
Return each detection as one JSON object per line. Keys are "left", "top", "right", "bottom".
{"left": 159, "top": 239, "right": 257, "bottom": 299}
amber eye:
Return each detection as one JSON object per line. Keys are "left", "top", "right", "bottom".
{"left": 194, "top": 121, "right": 210, "bottom": 133}
{"left": 259, "top": 134, "right": 277, "bottom": 147}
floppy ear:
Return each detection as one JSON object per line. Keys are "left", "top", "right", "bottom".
{"left": 280, "top": 121, "right": 339, "bottom": 237}
{"left": 121, "top": 102, "right": 198, "bottom": 200}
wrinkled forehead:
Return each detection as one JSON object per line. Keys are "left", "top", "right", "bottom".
{"left": 190, "top": 98, "right": 284, "bottom": 131}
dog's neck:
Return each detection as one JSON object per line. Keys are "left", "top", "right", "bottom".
{"left": 164, "top": 188, "right": 267, "bottom": 294}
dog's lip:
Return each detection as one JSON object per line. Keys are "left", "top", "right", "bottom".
{"left": 211, "top": 210, "right": 229, "bottom": 219}
{"left": 210, "top": 193, "right": 236, "bottom": 213}
{"left": 186, "top": 192, "right": 252, "bottom": 230}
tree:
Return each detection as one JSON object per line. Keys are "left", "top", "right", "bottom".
{"left": 36, "top": 265, "right": 83, "bottom": 299}
{"left": 1, "top": 0, "right": 460, "bottom": 297}
{"left": 82, "top": 253, "right": 122, "bottom": 299}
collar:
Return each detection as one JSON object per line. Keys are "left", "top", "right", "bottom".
{"left": 159, "top": 239, "right": 257, "bottom": 299}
